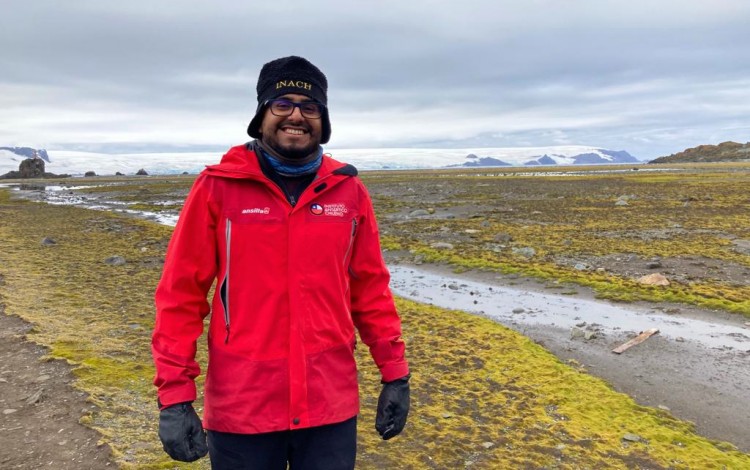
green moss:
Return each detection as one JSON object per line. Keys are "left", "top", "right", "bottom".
{"left": 2, "top": 171, "right": 750, "bottom": 468}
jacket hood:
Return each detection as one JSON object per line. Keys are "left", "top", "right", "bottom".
{"left": 204, "top": 143, "right": 356, "bottom": 180}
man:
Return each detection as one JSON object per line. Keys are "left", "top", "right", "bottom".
{"left": 152, "top": 56, "right": 410, "bottom": 469}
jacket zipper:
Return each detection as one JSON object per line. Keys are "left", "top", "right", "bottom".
{"left": 344, "top": 218, "right": 357, "bottom": 269}
{"left": 222, "top": 218, "right": 232, "bottom": 343}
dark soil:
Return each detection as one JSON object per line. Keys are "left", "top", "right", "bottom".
{"left": 0, "top": 307, "right": 113, "bottom": 469}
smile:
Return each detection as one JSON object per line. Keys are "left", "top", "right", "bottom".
{"left": 282, "top": 127, "right": 307, "bottom": 135}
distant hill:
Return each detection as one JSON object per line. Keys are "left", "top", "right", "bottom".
{"left": 1, "top": 145, "right": 641, "bottom": 176}
{"left": 451, "top": 148, "right": 639, "bottom": 168}
{"left": 457, "top": 154, "right": 512, "bottom": 167}
{"left": 649, "top": 141, "right": 750, "bottom": 164}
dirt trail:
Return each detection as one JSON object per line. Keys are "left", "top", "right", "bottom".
{"left": 0, "top": 307, "right": 113, "bottom": 469}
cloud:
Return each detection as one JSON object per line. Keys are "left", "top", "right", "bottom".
{"left": 1, "top": 0, "right": 749, "bottom": 159}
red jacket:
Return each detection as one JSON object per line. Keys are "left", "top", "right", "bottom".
{"left": 152, "top": 144, "right": 408, "bottom": 434}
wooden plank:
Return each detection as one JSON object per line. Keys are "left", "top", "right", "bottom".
{"left": 611, "top": 328, "right": 660, "bottom": 354}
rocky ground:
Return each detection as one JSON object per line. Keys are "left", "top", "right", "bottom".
{"left": 0, "top": 305, "right": 113, "bottom": 469}
{"left": 1, "top": 167, "right": 749, "bottom": 465}
{"left": 383, "top": 257, "right": 750, "bottom": 453}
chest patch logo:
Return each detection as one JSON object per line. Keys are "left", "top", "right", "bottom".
{"left": 310, "top": 203, "right": 324, "bottom": 215}
{"left": 310, "top": 202, "right": 349, "bottom": 217}
{"left": 241, "top": 207, "right": 270, "bottom": 215}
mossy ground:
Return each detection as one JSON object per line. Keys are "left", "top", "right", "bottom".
{"left": 362, "top": 164, "right": 750, "bottom": 317}
{"left": 1, "top": 167, "right": 749, "bottom": 468}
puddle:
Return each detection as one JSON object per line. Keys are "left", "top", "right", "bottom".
{"left": 3, "top": 183, "right": 180, "bottom": 226}
{"left": 389, "top": 265, "right": 750, "bottom": 351}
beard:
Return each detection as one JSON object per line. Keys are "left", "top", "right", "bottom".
{"left": 261, "top": 121, "right": 321, "bottom": 161}
{"left": 264, "top": 138, "right": 319, "bottom": 160}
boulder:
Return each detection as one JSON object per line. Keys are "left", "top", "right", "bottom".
{"left": 84, "top": 171, "right": 97, "bottom": 177}
{"left": 637, "top": 273, "right": 670, "bottom": 286}
{"left": 136, "top": 168, "right": 149, "bottom": 176}
{"left": 408, "top": 209, "right": 430, "bottom": 218}
{"left": 104, "top": 256, "right": 126, "bottom": 266}
{"left": 512, "top": 247, "right": 536, "bottom": 258}
{"left": 18, "top": 158, "right": 46, "bottom": 178}
{"left": 732, "top": 239, "right": 750, "bottom": 255}
{"left": 0, "top": 157, "right": 70, "bottom": 179}
{"left": 430, "top": 242, "right": 454, "bottom": 250}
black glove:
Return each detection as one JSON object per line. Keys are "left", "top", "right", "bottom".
{"left": 158, "top": 402, "right": 208, "bottom": 462}
{"left": 375, "top": 374, "right": 410, "bottom": 440}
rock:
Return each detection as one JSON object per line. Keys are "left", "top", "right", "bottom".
{"left": 84, "top": 171, "right": 97, "bottom": 177}
{"left": 408, "top": 209, "right": 430, "bottom": 217}
{"left": 494, "top": 233, "right": 513, "bottom": 243}
{"left": 41, "top": 237, "right": 57, "bottom": 246}
{"left": 570, "top": 327, "right": 585, "bottom": 340}
{"left": 430, "top": 242, "right": 454, "bottom": 250}
{"left": 512, "top": 308, "right": 525, "bottom": 314}
{"left": 480, "top": 220, "right": 490, "bottom": 228}
{"left": 136, "top": 168, "right": 149, "bottom": 176}
{"left": 622, "top": 433, "right": 643, "bottom": 443}
{"left": 485, "top": 243, "right": 504, "bottom": 253}
{"left": 732, "top": 239, "right": 750, "bottom": 255}
{"left": 104, "top": 256, "right": 127, "bottom": 266}
{"left": 34, "top": 374, "right": 51, "bottom": 383}
{"left": 481, "top": 442, "right": 494, "bottom": 449}
{"left": 646, "top": 261, "right": 663, "bottom": 269}
{"left": 1, "top": 155, "right": 70, "bottom": 179}
{"left": 584, "top": 330, "right": 597, "bottom": 340}
{"left": 511, "top": 247, "right": 536, "bottom": 258}
{"left": 574, "top": 263, "right": 587, "bottom": 271}
{"left": 447, "top": 283, "right": 460, "bottom": 291}
{"left": 2, "top": 409, "right": 18, "bottom": 415}
{"left": 615, "top": 199, "right": 629, "bottom": 206}
{"left": 658, "top": 405, "right": 671, "bottom": 411}
{"left": 637, "top": 273, "right": 670, "bottom": 286}
{"left": 464, "top": 229, "right": 480, "bottom": 234}
{"left": 115, "top": 172, "right": 124, "bottom": 176}
{"left": 442, "top": 413, "right": 453, "bottom": 419}
{"left": 18, "top": 157, "right": 46, "bottom": 178}
{"left": 25, "top": 388, "right": 44, "bottom": 405}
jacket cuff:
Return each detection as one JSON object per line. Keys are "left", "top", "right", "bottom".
{"left": 157, "top": 384, "right": 197, "bottom": 410}
{"left": 379, "top": 361, "right": 410, "bottom": 383}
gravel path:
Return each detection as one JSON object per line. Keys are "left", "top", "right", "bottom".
{"left": 0, "top": 309, "right": 113, "bottom": 469}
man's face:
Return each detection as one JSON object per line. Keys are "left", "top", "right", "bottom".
{"left": 259, "top": 93, "right": 323, "bottom": 159}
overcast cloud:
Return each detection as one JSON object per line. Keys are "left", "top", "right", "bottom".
{"left": 2, "top": 0, "right": 749, "bottom": 159}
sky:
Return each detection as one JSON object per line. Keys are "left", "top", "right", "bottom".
{"left": 2, "top": 0, "right": 749, "bottom": 160}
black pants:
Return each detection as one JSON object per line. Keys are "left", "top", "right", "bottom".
{"left": 207, "top": 417, "right": 357, "bottom": 470}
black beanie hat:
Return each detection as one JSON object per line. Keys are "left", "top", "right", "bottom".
{"left": 247, "top": 56, "right": 331, "bottom": 144}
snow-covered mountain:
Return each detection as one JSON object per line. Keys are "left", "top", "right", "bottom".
{"left": 0, "top": 147, "right": 50, "bottom": 162}
{"left": 1, "top": 145, "right": 641, "bottom": 177}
